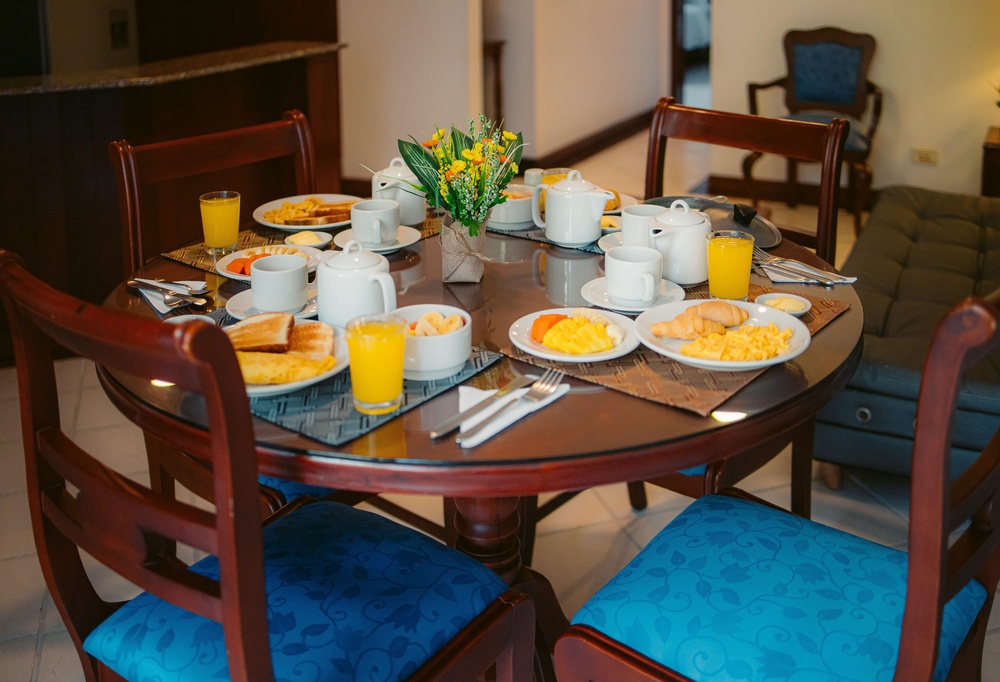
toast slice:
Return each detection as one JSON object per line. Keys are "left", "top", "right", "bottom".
{"left": 287, "top": 321, "right": 335, "bottom": 361}
{"left": 284, "top": 215, "right": 339, "bottom": 226}
{"left": 224, "top": 312, "right": 294, "bottom": 353}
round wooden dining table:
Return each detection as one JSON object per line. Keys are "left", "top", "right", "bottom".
{"left": 100, "top": 222, "right": 862, "bottom": 678}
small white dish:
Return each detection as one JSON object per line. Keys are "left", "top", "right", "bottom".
{"left": 163, "top": 314, "right": 216, "bottom": 325}
{"left": 284, "top": 231, "right": 333, "bottom": 249}
{"left": 395, "top": 304, "right": 473, "bottom": 381}
{"left": 508, "top": 308, "right": 639, "bottom": 363}
{"left": 215, "top": 246, "right": 322, "bottom": 282}
{"left": 580, "top": 277, "right": 686, "bottom": 313}
{"left": 225, "top": 287, "right": 319, "bottom": 321}
{"left": 634, "top": 300, "right": 810, "bottom": 371}
{"left": 334, "top": 225, "right": 421, "bottom": 254}
{"left": 245, "top": 326, "right": 349, "bottom": 398}
{"left": 253, "top": 193, "right": 362, "bottom": 232}
{"left": 600, "top": 216, "right": 622, "bottom": 234}
{"left": 754, "top": 293, "right": 812, "bottom": 317}
{"left": 598, "top": 232, "right": 622, "bottom": 252}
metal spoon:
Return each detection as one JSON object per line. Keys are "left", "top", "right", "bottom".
{"left": 153, "top": 278, "right": 206, "bottom": 295}
{"left": 126, "top": 280, "right": 209, "bottom": 306}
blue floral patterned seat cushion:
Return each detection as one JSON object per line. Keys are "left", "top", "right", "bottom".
{"left": 83, "top": 501, "right": 507, "bottom": 682}
{"left": 572, "top": 495, "right": 986, "bottom": 682}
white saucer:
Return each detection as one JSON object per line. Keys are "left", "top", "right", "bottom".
{"left": 598, "top": 232, "right": 622, "bottom": 252}
{"left": 225, "top": 288, "right": 319, "bottom": 321}
{"left": 580, "top": 277, "right": 686, "bottom": 312}
{"left": 334, "top": 225, "right": 421, "bottom": 254}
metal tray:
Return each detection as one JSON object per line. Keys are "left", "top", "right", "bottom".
{"left": 645, "top": 196, "right": 782, "bottom": 249}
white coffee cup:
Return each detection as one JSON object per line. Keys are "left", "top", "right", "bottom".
{"left": 250, "top": 254, "right": 308, "bottom": 313}
{"left": 604, "top": 246, "right": 662, "bottom": 305}
{"left": 350, "top": 199, "right": 400, "bottom": 245}
{"left": 621, "top": 204, "right": 663, "bottom": 247}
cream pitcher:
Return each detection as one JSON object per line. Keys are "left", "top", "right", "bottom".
{"left": 372, "top": 157, "right": 427, "bottom": 225}
{"left": 316, "top": 241, "right": 397, "bottom": 328}
{"left": 531, "top": 170, "right": 614, "bottom": 248}
{"left": 650, "top": 199, "right": 711, "bottom": 285}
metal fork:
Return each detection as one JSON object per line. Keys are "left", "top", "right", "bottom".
{"left": 751, "top": 246, "right": 837, "bottom": 286}
{"left": 455, "top": 368, "right": 565, "bottom": 445}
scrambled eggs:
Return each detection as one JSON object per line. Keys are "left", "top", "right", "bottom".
{"left": 680, "top": 322, "right": 793, "bottom": 362}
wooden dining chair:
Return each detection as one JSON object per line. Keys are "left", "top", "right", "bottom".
{"left": 515, "top": 98, "right": 849, "bottom": 564}
{"left": 555, "top": 292, "right": 1000, "bottom": 681}
{"left": 109, "top": 108, "right": 317, "bottom": 276}
{"left": 742, "top": 26, "right": 881, "bottom": 236}
{"left": 0, "top": 248, "right": 535, "bottom": 682}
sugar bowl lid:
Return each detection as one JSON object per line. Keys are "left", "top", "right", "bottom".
{"left": 325, "top": 240, "right": 384, "bottom": 269}
{"left": 654, "top": 199, "right": 707, "bottom": 226}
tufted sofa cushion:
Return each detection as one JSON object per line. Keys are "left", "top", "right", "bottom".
{"left": 83, "top": 501, "right": 507, "bottom": 682}
{"left": 572, "top": 494, "right": 986, "bottom": 681}
{"left": 815, "top": 186, "right": 1000, "bottom": 476}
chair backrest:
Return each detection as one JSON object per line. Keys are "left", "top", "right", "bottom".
{"left": 897, "top": 291, "right": 1000, "bottom": 679}
{"left": 109, "top": 109, "right": 317, "bottom": 275}
{"left": 784, "top": 26, "right": 876, "bottom": 120}
{"left": 644, "top": 96, "right": 848, "bottom": 264}
{"left": 0, "top": 248, "right": 275, "bottom": 680}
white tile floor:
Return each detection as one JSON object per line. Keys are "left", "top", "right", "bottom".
{"left": 3, "top": 125, "right": 998, "bottom": 679}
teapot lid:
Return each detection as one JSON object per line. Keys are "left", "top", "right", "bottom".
{"left": 376, "top": 156, "right": 415, "bottom": 180}
{"left": 325, "top": 240, "right": 384, "bottom": 269}
{"left": 551, "top": 170, "right": 597, "bottom": 192}
{"left": 654, "top": 199, "right": 707, "bottom": 226}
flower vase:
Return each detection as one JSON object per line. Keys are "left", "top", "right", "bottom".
{"left": 440, "top": 211, "right": 491, "bottom": 283}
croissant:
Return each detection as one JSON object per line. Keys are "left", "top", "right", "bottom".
{"left": 685, "top": 301, "right": 749, "bottom": 327}
{"left": 651, "top": 313, "right": 726, "bottom": 340}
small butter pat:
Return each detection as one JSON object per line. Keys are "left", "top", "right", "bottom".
{"left": 286, "top": 230, "right": 322, "bottom": 245}
{"left": 764, "top": 296, "right": 807, "bottom": 313}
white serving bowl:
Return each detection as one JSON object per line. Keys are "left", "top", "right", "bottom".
{"left": 396, "top": 304, "right": 473, "bottom": 380}
{"left": 491, "top": 183, "right": 533, "bottom": 224}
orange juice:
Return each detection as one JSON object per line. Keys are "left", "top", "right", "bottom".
{"left": 707, "top": 231, "right": 754, "bottom": 300}
{"left": 346, "top": 315, "right": 406, "bottom": 415}
{"left": 539, "top": 168, "right": 571, "bottom": 213}
{"left": 199, "top": 191, "right": 240, "bottom": 254}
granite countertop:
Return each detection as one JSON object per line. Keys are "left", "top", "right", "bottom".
{"left": 0, "top": 40, "right": 345, "bottom": 96}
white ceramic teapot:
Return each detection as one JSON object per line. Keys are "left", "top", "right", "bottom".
{"left": 372, "top": 157, "right": 427, "bottom": 225}
{"left": 316, "top": 241, "right": 397, "bottom": 328}
{"left": 531, "top": 170, "right": 614, "bottom": 248}
{"left": 650, "top": 199, "right": 712, "bottom": 285}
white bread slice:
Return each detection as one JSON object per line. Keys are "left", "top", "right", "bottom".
{"left": 224, "top": 312, "right": 294, "bottom": 353}
{"left": 284, "top": 215, "right": 338, "bottom": 226}
{"left": 287, "top": 321, "right": 335, "bottom": 361}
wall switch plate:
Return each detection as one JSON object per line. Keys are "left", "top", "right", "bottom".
{"left": 911, "top": 147, "right": 938, "bottom": 165}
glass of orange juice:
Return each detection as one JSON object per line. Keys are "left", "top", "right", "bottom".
{"left": 199, "top": 191, "right": 240, "bottom": 256}
{"left": 538, "top": 167, "right": 573, "bottom": 213}
{"left": 346, "top": 313, "right": 407, "bottom": 415}
{"left": 707, "top": 230, "right": 754, "bottom": 300}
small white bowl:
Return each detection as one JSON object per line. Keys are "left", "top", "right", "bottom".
{"left": 490, "top": 183, "right": 533, "bottom": 224}
{"left": 163, "top": 314, "right": 217, "bottom": 325}
{"left": 284, "top": 230, "right": 334, "bottom": 249}
{"left": 755, "top": 293, "right": 812, "bottom": 316}
{"left": 396, "top": 304, "right": 473, "bottom": 380}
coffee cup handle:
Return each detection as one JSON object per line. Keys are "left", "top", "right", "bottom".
{"left": 531, "top": 185, "right": 546, "bottom": 228}
{"left": 641, "top": 272, "right": 656, "bottom": 303}
{"left": 371, "top": 272, "right": 397, "bottom": 314}
{"left": 532, "top": 250, "right": 546, "bottom": 286}
{"left": 372, "top": 218, "right": 383, "bottom": 245}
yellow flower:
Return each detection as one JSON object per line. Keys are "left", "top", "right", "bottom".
{"left": 449, "top": 160, "right": 467, "bottom": 174}
{"left": 502, "top": 131, "right": 516, "bottom": 141}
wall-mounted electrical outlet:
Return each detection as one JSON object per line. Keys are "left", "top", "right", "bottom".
{"left": 911, "top": 147, "right": 938, "bottom": 165}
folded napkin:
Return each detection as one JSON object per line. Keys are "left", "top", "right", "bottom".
{"left": 457, "top": 382, "right": 570, "bottom": 448}
{"left": 762, "top": 262, "right": 856, "bottom": 285}
{"left": 133, "top": 279, "right": 208, "bottom": 315}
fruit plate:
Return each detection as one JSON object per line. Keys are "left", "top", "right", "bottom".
{"left": 508, "top": 308, "right": 638, "bottom": 363}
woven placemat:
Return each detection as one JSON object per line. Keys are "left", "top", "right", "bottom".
{"left": 502, "top": 284, "right": 851, "bottom": 416}
{"left": 249, "top": 347, "right": 499, "bottom": 447}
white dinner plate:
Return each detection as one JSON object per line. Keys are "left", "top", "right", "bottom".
{"left": 508, "top": 308, "right": 639, "bottom": 363}
{"left": 245, "top": 328, "right": 349, "bottom": 398}
{"left": 634, "top": 300, "right": 810, "bottom": 371}
{"left": 605, "top": 192, "right": 637, "bottom": 215}
{"left": 580, "top": 277, "right": 686, "bottom": 313}
{"left": 225, "top": 288, "right": 318, "bottom": 321}
{"left": 333, "top": 225, "right": 422, "bottom": 254}
{"left": 253, "top": 193, "right": 363, "bottom": 232}
{"left": 214, "top": 246, "right": 323, "bottom": 282}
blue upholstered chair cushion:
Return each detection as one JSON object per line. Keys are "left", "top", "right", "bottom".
{"left": 257, "top": 474, "right": 333, "bottom": 504}
{"left": 784, "top": 112, "right": 869, "bottom": 153}
{"left": 792, "top": 42, "right": 862, "bottom": 106}
{"left": 83, "top": 501, "right": 507, "bottom": 682}
{"left": 572, "top": 495, "right": 986, "bottom": 682}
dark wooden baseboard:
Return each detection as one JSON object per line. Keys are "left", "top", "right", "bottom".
{"left": 340, "top": 108, "right": 654, "bottom": 195}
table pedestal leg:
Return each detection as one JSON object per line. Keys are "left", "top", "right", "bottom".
{"left": 452, "top": 497, "right": 569, "bottom": 682}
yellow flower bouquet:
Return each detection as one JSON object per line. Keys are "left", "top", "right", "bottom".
{"left": 397, "top": 115, "right": 524, "bottom": 237}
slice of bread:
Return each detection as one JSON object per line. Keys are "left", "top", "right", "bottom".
{"left": 224, "top": 312, "right": 294, "bottom": 353}
{"left": 284, "top": 215, "right": 338, "bottom": 226}
{"left": 287, "top": 321, "right": 335, "bottom": 361}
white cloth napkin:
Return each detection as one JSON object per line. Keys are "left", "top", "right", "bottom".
{"left": 133, "top": 279, "right": 208, "bottom": 315}
{"left": 457, "top": 382, "right": 570, "bottom": 448}
{"left": 761, "top": 264, "right": 856, "bottom": 285}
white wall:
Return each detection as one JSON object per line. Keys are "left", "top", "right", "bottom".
{"left": 46, "top": 0, "right": 138, "bottom": 73}
{"left": 339, "top": 0, "right": 484, "bottom": 182}
{"left": 712, "top": 0, "right": 1000, "bottom": 195}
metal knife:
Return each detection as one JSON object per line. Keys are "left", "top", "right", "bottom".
{"left": 759, "top": 261, "right": 837, "bottom": 286}
{"left": 769, "top": 259, "right": 843, "bottom": 285}
{"left": 429, "top": 375, "right": 534, "bottom": 439}
{"left": 126, "top": 280, "right": 210, "bottom": 306}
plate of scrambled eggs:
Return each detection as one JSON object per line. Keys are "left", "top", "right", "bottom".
{"left": 253, "top": 193, "right": 362, "bottom": 232}
{"left": 635, "top": 300, "right": 810, "bottom": 371}
{"left": 244, "top": 329, "right": 349, "bottom": 398}
{"left": 508, "top": 307, "right": 638, "bottom": 362}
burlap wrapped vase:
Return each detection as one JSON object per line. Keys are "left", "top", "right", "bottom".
{"left": 439, "top": 211, "right": 493, "bottom": 283}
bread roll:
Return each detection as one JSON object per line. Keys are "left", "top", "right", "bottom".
{"left": 685, "top": 301, "right": 749, "bottom": 327}
{"left": 651, "top": 314, "right": 726, "bottom": 340}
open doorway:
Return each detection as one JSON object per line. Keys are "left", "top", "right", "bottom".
{"left": 670, "top": 0, "right": 711, "bottom": 109}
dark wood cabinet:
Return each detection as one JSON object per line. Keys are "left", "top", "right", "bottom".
{"left": 984, "top": 126, "right": 1000, "bottom": 197}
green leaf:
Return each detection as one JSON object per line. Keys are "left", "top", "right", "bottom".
{"left": 396, "top": 139, "right": 437, "bottom": 200}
